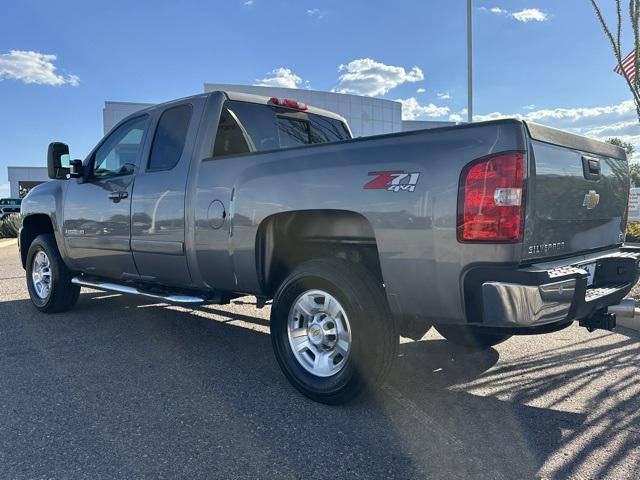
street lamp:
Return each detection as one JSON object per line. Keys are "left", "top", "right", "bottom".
{"left": 467, "top": 0, "right": 473, "bottom": 123}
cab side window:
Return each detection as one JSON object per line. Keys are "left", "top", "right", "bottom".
{"left": 213, "top": 108, "right": 252, "bottom": 158}
{"left": 148, "top": 104, "right": 193, "bottom": 171}
{"left": 93, "top": 116, "right": 147, "bottom": 178}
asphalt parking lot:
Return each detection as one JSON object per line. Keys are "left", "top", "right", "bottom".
{"left": 1, "top": 241, "right": 639, "bottom": 479}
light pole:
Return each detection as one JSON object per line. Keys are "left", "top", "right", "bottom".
{"left": 467, "top": 0, "right": 473, "bottom": 123}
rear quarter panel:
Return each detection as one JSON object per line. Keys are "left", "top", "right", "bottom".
{"left": 192, "top": 119, "right": 527, "bottom": 324}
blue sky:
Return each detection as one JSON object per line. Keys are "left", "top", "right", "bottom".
{"left": 1, "top": 0, "right": 638, "bottom": 197}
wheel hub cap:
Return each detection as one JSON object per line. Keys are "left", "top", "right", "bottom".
{"left": 287, "top": 290, "right": 352, "bottom": 377}
{"left": 31, "top": 250, "right": 52, "bottom": 300}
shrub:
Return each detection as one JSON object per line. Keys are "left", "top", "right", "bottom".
{"left": 0, "top": 214, "right": 22, "bottom": 239}
{"left": 627, "top": 221, "right": 640, "bottom": 243}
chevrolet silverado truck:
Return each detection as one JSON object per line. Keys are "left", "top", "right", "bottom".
{"left": 19, "top": 90, "right": 640, "bottom": 404}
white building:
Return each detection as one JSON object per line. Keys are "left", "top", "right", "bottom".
{"left": 9, "top": 84, "right": 455, "bottom": 198}
{"left": 7, "top": 166, "right": 49, "bottom": 198}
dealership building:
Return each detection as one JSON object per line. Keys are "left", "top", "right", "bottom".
{"left": 6, "top": 84, "right": 454, "bottom": 199}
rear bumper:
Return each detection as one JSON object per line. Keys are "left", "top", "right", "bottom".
{"left": 464, "top": 246, "right": 640, "bottom": 329}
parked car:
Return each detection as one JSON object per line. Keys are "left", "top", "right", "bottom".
{"left": 0, "top": 198, "right": 21, "bottom": 219}
{"left": 18, "top": 90, "right": 640, "bottom": 403}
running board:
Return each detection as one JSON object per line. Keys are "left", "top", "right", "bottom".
{"left": 71, "top": 277, "right": 206, "bottom": 305}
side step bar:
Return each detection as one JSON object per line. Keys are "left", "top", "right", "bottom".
{"left": 71, "top": 277, "right": 206, "bottom": 305}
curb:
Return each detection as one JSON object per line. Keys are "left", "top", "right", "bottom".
{"left": 0, "top": 238, "right": 18, "bottom": 249}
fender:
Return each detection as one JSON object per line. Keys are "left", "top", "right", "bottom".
{"left": 19, "top": 180, "right": 69, "bottom": 263}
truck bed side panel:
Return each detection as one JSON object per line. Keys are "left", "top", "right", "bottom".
{"left": 192, "top": 121, "right": 527, "bottom": 322}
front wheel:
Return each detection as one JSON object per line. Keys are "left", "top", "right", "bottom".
{"left": 270, "top": 259, "right": 398, "bottom": 404}
{"left": 26, "top": 234, "right": 80, "bottom": 313}
{"left": 434, "top": 324, "right": 511, "bottom": 350}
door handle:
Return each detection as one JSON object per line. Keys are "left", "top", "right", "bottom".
{"left": 108, "top": 191, "right": 128, "bottom": 203}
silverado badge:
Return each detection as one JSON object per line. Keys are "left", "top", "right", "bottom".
{"left": 582, "top": 190, "right": 600, "bottom": 210}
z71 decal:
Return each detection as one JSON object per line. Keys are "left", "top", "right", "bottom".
{"left": 364, "top": 171, "right": 420, "bottom": 192}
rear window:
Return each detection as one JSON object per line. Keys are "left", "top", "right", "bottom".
{"left": 213, "top": 100, "right": 350, "bottom": 158}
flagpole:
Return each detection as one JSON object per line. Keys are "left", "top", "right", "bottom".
{"left": 467, "top": 0, "right": 473, "bottom": 123}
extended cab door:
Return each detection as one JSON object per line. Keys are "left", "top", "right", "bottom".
{"left": 63, "top": 115, "right": 149, "bottom": 280}
{"left": 129, "top": 100, "right": 202, "bottom": 287}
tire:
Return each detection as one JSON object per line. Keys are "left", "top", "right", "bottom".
{"left": 26, "top": 233, "right": 80, "bottom": 313}
{"left": 434, "top": 324, "right": 511, "bottom": 350}
{"left": 270, "top": 259, "right": 398, "bottom": 404}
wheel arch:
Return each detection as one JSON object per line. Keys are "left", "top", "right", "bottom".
{"left": 255, "top": 209, "right": 384, "bottom": 297}
{"left": 20, "top": 214, "right": 55, "bottom": 269}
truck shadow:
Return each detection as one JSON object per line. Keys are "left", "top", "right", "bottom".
{"left": 0, "top": 291, "right": 638, "bottom": 479}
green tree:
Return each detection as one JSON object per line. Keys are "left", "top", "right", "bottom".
{"left": 630, "top": 162, "right": 640, "bottom": 187}
{"left": 605, "top": 138, "right": 639, "bottom": 185}
{"left": 590, "top": 1, "right": 640, "bottom": 120}
{"left": 606, "top": 136, "right": 635, "bottom": 155}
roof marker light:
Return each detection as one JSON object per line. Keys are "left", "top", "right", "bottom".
{"left": 269, "top": 97, "right": 308, "bottom": 111}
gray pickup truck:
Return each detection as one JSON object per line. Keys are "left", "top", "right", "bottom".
{"left": 19, "top": 90, "right": 640, "bottom": 403}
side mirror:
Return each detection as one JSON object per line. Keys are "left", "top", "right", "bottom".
{"left": 47, "top": 142, "right": 70, "bottom": 179}
{"left": 69, "top": 159, "right": 84, "bottom": 178}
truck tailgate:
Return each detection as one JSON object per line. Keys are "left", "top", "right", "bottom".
{"left": 523, "top": 122, "right": 629, "bottom": 261}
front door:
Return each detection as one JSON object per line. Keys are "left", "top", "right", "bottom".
{"left": 63, "top": 115, "right": 149, "bottom": 280}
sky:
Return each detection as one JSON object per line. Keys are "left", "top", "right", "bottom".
{"left": 1, "top": 0, "right": 638, "bottom": 197}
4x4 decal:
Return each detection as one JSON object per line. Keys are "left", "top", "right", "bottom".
{"left": 364, "top": 171, "right": 420, "bottom": 192}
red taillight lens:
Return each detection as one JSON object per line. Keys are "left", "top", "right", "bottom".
{"left": 269, "top": 97, "right": 308, "bottom": 110}
{"left": 457, "top": 152, "right": 525, "bottom": 242}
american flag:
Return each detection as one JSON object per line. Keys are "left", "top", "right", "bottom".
{"left": 614, "top": 50, "right": 638, "bottom": 82}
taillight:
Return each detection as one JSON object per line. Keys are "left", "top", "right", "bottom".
{"left": 457, "top": 152, "right": 525, "bottom": 242}
{"left": 269, "top": 97, "right": 308, "bottom": 110}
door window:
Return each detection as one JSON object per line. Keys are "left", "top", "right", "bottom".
{"left": 93, "top": 116, "right": 147, "bottom": 178}
{"left": 148, "top": 104, "right": 193, "bottom": 171}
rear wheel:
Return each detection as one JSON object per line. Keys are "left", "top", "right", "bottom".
{"left": 26, "top": 234, "right": 80, "bottom": 313}
{"left": 270, "top": 259, "right": 398, "bottom": 404}
{"left": 434, "top": 324, "right": 511, "bottom": 350}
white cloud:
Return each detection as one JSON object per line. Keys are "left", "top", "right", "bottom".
{"left": 524, "top": 104, "right": 536, "bottom": 110}
{"left": 449, "top": 113, "right": 464, "bottom": 122}
{"left": 0, "top": 50, "right": 79, "bottom": 86}
{"left": 480, "top": 6, "right": 548, "bottom": 22}
{"left": 437, "top": 91, "right": 451, "bottom": 100}
{"left": 512, "top": 8, "right": 547, "bottom": 22}
{"left": 334, "top": 58, "right": 424, "bottom": 97}
{"left": 473, "top": 99, "right": 640, "bottom": 158}
{"left": 584, "top": 120, "right": 640, "bottom": 138}
{"left": 396, "top": 97, "right": 450, "bottom": 120}
{"left": 473, "top": 100, "right": 637, "bottom": 126}
{"left": 307, "top": 8, "right": 325, "bottom": 19}
{"left": 480, "top": 7, "right": 508, "bottom": 14}
{"left": 416, "top": 87, "right": 426, "bottom": 93}
{"left": 255, "top": 67, "right": 306, "bottom": 89}
{"left": 243, "top": 0, "right": 254, "bottom": 6}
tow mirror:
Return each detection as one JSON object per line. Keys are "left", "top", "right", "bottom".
{"left": 47, "top": 142, "right": 70, "bottom": 179}
{"left": 69, "top": 159, "right": 84, "bottom": 178}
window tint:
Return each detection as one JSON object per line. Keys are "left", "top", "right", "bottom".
{"left": 309, "top": 114, "right": 351, "bottom": 143}
{"left": 212, "top": 101, "right": 351, "bottom": 158}
{"left": 93, "top": 116, "right": 147, "bottom": 178}
{"left": 277, "top": 117, "right": 310, "bottom": 148}
{"left": 213, "top": 108, "right": 252, "bottom": 157}
{"left": 221, "top": 102, "right": 279, "bottom": 154}
{"left": 148, "top": 104, "right": 192, "bottom": 171}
